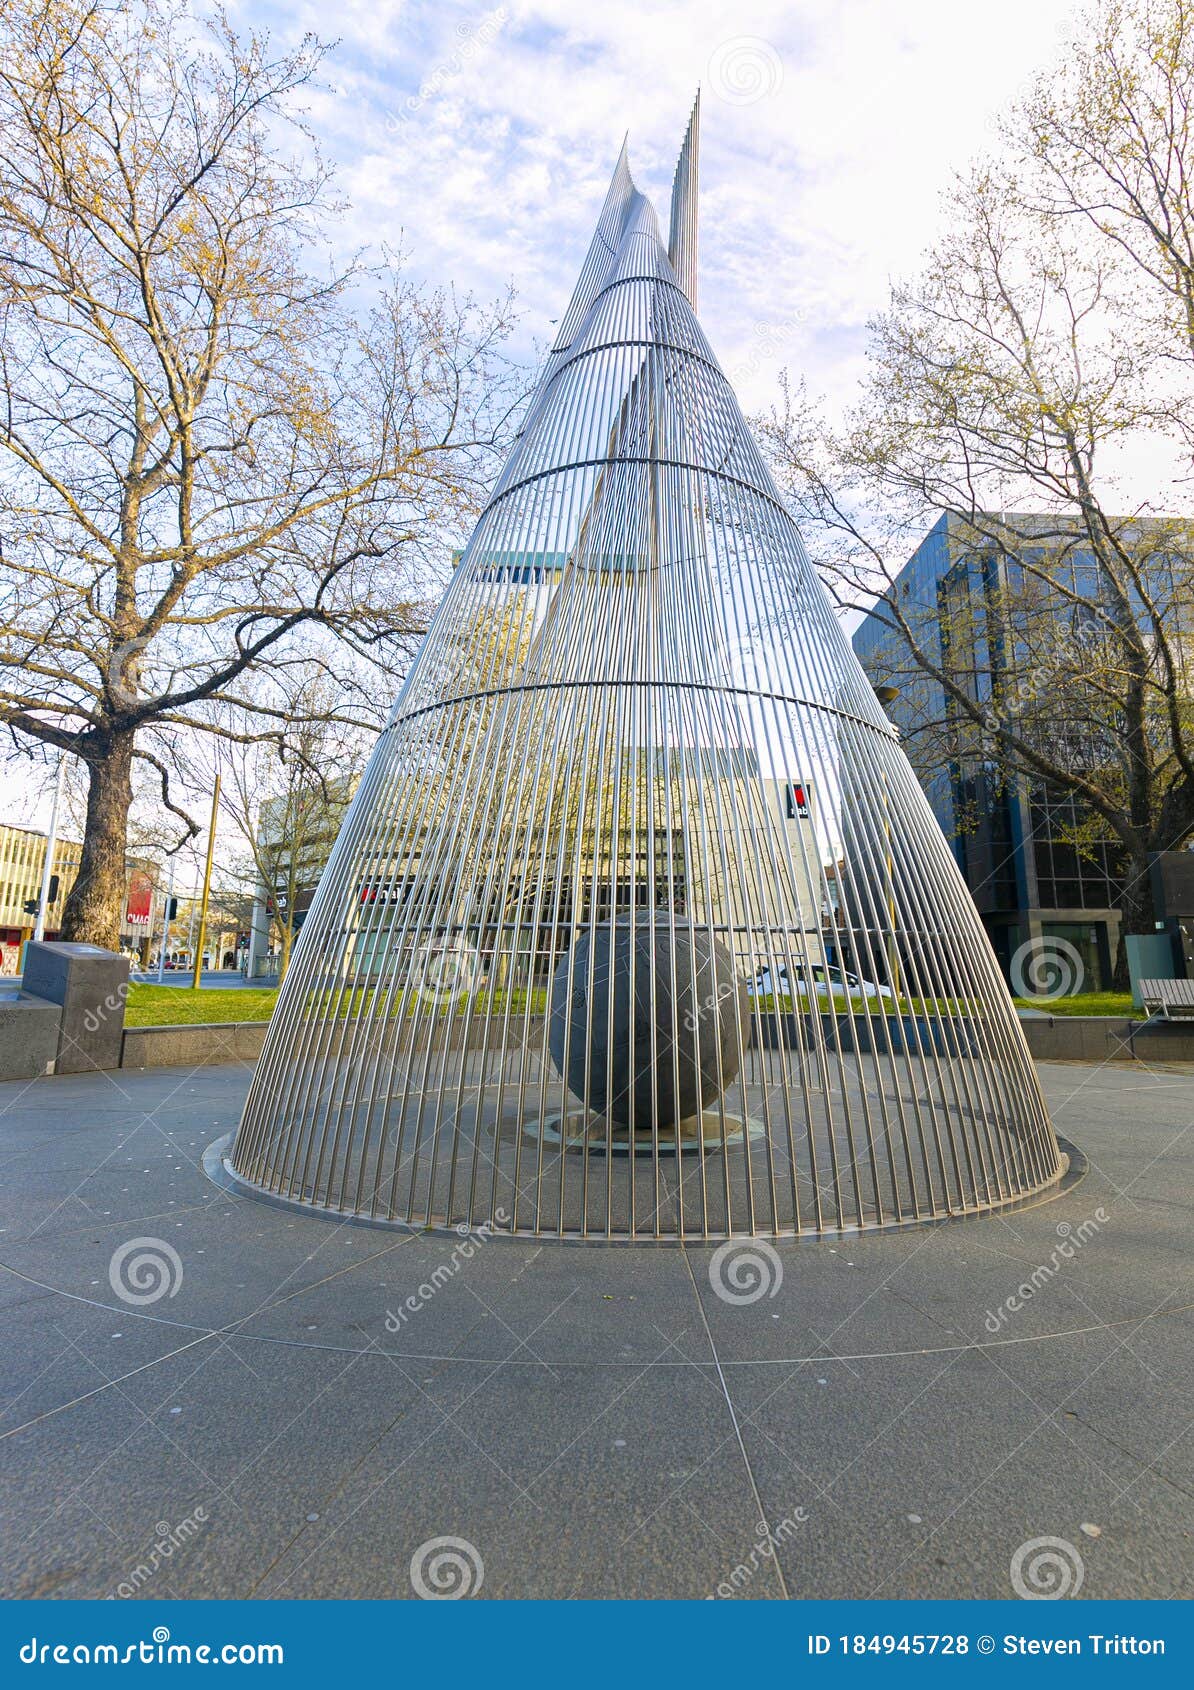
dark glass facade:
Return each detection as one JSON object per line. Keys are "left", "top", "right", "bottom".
{"left": 851, "top": 512, "right": 1189, "bottom": 991}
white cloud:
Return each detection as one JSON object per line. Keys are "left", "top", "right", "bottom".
{"left": 242, "top": 0, "right": 1084, "bottom": 419}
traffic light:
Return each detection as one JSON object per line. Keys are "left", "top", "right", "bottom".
{"left": 166, "top": 896, "right": 178, "bottom": 920}
{"left": 23, "top": 876, "right": 60, "bottom": 916}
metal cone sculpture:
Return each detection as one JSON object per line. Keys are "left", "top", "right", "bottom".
{"left": 229, "top": 101, "right": 1064, "bottom": 1238}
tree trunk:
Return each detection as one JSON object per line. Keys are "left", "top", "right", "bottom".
{"left": 59, "top": 734, "right": 135, "bottom": 950}
{"left": 278, "top": 919, "right": 294, "bottom": 984}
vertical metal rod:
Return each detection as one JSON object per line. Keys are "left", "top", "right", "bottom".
{"left": 33, "top": 755, "right": 64, "bottom": 944}
{"left": 227, "top": 111, "right": 1064, "bottom": 1241}
{"left": 156, "top": 857, "right": 175, "bottom": 983}
{"left": 191, "top": 775, "right": 221, "bottom": 991}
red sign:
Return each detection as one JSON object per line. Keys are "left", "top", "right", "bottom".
{"left": 785, "top": 781, "right": 811, "bottom": 821}
{"left": 125, "top": 869, "right": 154, "bottom": 928}
{"left": 359, "top": 880, "right": 402, "bottom": 906}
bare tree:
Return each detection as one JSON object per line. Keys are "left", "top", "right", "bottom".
{"left": 0, "top": 0, "right": 517, "bottom": 946}
{"left": 1015, "top": 0, "right": 1194, "bottom": 421}
{"left": 215, "top": 675, "right": 365, "bottom": 983}
{"left": 762, "top": 11, "right": 1194, "bottom": 961}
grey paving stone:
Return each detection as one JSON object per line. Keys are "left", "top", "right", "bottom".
{"left": 258, "top": 1361, "right": 775, "bottom": 1600}
{"left": 721, "top": 1347, "right": 1192, "bottom": 1599}
{"left": 0, "top": 1057, "right": 1190, "bottom": 1599}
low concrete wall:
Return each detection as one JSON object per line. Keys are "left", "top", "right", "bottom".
{"left": 0, "top": 993, "right": 62, "bottom": 1081}
{"left": 119, "top": 1013, "right": 545, "bottom": 1069}
{"left": 120, "top": 1020, "right": 269, "bottom": 1069}
{"left": 1019, "top": 1014, "right": 1194, "bottom": 1062}
{"left": 1019, "top": 1016, "right": 1136, "bottom": 1062}
{"left": 1128, "top": 1021, "right": 1194, "bottom": 1062}
{"left": 88, "top": 1011, "right": 1194, "bottom": 1074}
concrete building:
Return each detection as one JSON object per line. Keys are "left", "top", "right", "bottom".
{"left": 0, "top": 824, "right": 83, "bottom": 973}
{"left": 244, "top": 779, "right": 357, "bottom": 980}
{"left": 0, "top": 823, "right": 161, "bottom": 974}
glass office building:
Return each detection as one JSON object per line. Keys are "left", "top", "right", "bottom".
{"left": 852, "top": 512, "right": 1194, "bottom": 991}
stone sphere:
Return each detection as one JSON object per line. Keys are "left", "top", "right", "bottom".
{"left": 548, "top": 921, "right": 748, "bottom": 1130}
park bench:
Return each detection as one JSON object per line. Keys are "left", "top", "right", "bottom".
{"left": 1138, "top": 978, "right": 1194, "bottom": 1020}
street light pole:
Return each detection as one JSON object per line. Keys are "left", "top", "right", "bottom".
{"left": 33, "top": 756, "right": 65, "bottom": 944}
{"left": 156, "top": 857, "right": 176, "bottom": 984}
{"left": 191, "top": 775, "right": 221, "bottom": 990}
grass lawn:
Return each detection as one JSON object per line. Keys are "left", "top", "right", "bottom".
{"left": 1012, "top": 990, "right": 1136, "bottom": 1017}
{"left": 125, "top": 984, "right": 279, "bottom": 1027}
{"left": 123, "top": 982, "right": 1142, "bottom": 1029}
{"left": 123, "top": 982, "right": 549, "bottom": 1027}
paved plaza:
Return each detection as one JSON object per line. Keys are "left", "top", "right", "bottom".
{"left": 0, "top": 1057, "right": 1189, "bottom": 1600}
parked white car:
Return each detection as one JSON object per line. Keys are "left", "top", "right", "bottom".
{"left": 747, "top": 960, "right": 894, "bottom": 1000}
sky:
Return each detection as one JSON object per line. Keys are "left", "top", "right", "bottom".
{"left": 14, "top": 0, "right": 1087, "bottom": 835}
{"left": 239, "top": 0, "right": 1083, "bottom": 418}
